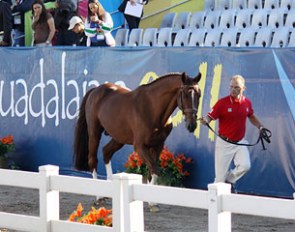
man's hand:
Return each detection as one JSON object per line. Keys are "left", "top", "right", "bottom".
{"left": 200, "top": 116, "right": 209, "bottom": 125}
{"left": 259, "top": 126, "right": 272, "bottom": 143}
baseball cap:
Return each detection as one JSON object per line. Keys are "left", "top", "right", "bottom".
{"left": 68, "top": 16, "right": 82, "bottom": 30}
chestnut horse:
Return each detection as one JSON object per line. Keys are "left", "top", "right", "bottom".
{"left": 73, "top": 72, "right": 202, "bottom": 185}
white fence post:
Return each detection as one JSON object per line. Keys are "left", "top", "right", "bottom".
{"left": 208, "top": 183, "right": 231, "bottom": 232}
{"left": 112, "top": 173, "right": 144, "bottom": 232}
{"left": 39, "top": 165, "right": 59, "bottom": 232}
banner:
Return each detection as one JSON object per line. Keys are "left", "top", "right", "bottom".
{"left": 0, "top": 47, "right": 294, "bottom": 198}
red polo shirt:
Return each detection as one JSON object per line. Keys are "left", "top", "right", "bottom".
{"left": 208, "top": 95, "right": 254, "bottom": 141}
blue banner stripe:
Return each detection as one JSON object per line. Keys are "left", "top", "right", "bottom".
{"left": 272, "top": 50, "right": 295, "bottom": 122}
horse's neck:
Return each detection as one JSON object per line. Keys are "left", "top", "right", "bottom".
{"left": 148, "top": 76, "right": 181, "bottom": 123}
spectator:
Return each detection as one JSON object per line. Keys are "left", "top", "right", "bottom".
{"left": 0, "top": 0, "right": 12, "bottom": 46}
{"left": 118, "top": 0, "right": 149, "bottom": 30}
{"left": 68, "top": 15, "right": 87, "bottom": 46}
{"left": 84, "top": 0, "right": 115, "bottom": 47}
{"left": 54, "top": 0, "right": 78, "bottom": 45}
{"left": 31, "top": 0, "right": 55, "bottom": 46}
{"left": 11, "top": 0, "right": 35, "bottom": 46}
{"left": 200, "top": 75, "right": 267, "bottom": 190}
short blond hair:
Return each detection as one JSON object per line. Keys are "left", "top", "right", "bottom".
{"left": 231, "top": 75, "right": 245, "bottom": 86}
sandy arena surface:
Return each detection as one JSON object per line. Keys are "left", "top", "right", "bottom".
{"left": 0, "top": 186, "right": 295, "bottom": 232}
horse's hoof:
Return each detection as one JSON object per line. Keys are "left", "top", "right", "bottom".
{"left": 149, "top": 205, "right": 160, "bottom": 212}
{"left": 93, "top": 197, "right": 106, "bottom": 206}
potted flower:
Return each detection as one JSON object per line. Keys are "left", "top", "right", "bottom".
{"left": 0, "top": 135, "right": 15, "bottom": 169}
{"left": 124, "top": 147, "right": 193, "bottom": 187}
{"left": 69, "top": 203, "right": 112, "bottom": 226}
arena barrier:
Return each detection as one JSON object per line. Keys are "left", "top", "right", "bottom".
{"left": 0, "top": 165, "right": 295, "bottom": 232}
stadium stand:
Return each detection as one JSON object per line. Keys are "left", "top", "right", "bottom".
{"left": 253, "top": 26, "right": 273, "bottom": 47}
{"left": 188, "top": 11, "right": 206, "bottom": 29}
{"left": 232, "top": 0, "right": 248, "bottom": 10}
{"left": 219, "top": 9, "right": 236, "bottom": 29}
{"left": 203, "top": 10, "right": 221, "bottom": 29}
{"left": 264, "top": 0, "right": 280, "bottom": 9}
{"left": 280, "top": 0, "right": 294, "bottom": 11}
{"left": 216, "top": 0, "right": 232, "bottom": 10}
{"left": 141, "top": 28, "right": 158, "bottom": 47}
{"left": 173, "top": 12, "right": 192, "bottom": 31}
{"left": 127, "top": 29, "right": 143, "bottom": 47}
{"left": 251, "top": 9, "right": 269, "bottom": 28}
{"left": 156, "top": 27, "right": 173, "bottom": 47}
{"left": 115, "top": 29, "right": 129, "bottom": 47}
{"left": 188, "top": 28, "right": 207, "bottom": 47}
{"left": 237, "top": 27, "right": 257, "bottom": 47}
{"left": 204, "top": 0, "right": 216, "bottom": 11}
{"left": 204, "top": 28, "right": 223, "bottom": 47}
{"left": 270, "top": 26, "right": 290, "bottom": 47}
{"left": 248, "top": 0, "right": 263, "bottom": 9}
{"left": 284, "top": 9, "right": 295, "bottom": 27}
{"left": 173, "top": 28, "right": 191, "bottom": 46}
{"left": 220, "top": 28, "right": 239, "bottom": 47}
{"left": 160, "top": 12, "right": 177, "bottom": 28}
{"left": 267, "top": 9, "right": 285, "bottom": 28}
{"left": 288, "top": 28, "right": 295, "bottom": 46}
{"left": 235, "top": 9, "right": 254, "bottom": 29}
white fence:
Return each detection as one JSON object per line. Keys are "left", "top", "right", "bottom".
{"left": 0, "top": 165, "right": 295, "bottom": 232}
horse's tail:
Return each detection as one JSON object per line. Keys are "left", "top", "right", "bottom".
{"left": 73, "top": 88, "right": 96, "bottom": 171}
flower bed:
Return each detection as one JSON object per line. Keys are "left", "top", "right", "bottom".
{"left": 124, "top": 147, "right": 193, "bottom": 187}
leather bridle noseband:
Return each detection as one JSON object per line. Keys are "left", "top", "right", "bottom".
{"left": 177, "top": 85, "right": 199, "bottom": 117}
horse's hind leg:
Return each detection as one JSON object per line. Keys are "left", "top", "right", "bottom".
{"left": 103, "top": 139, "right": 124, "bottom": 180}
{"left": 87, "top": 123, "right": 104, "bottom": 179}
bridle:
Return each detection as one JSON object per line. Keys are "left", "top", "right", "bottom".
{"left": 177, "top": 85, "right": 199, "bottom": 117}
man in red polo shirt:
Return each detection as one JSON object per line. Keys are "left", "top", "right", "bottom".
{"left": 201, "top": 75, "right": 265, "bottom": 187}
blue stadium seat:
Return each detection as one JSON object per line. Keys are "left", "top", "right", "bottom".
{"left": 271, "top": 27, "right": 290, "bottom": 47}
{"left": 204, "top": 0, "right": 215, "bottom": 11}
{"left": 188, "top": 11, "right": 206, "bottom": 29}
{"left": 173, "top": 28, "right": 192, "bottom": 47}
{"left": 254, "top": 27, "right": 273, "bottom": 47}
{"left": 160, "top": 12, "right": 177, "bottom": 28}
{"left": 173, "top": 12, "right": 192, "bottom": 30}
{"left": 115, "top": 29, "right": 129, "bottom": 47}
{"left": 156, "top": 27, "right": 173, "bottom": 47}
{"left": 237, "top": 27, "right": 257, "bottom": 47}
{"left": 219, "top": 9, "right": 236, "bottom": 29}
{"left": 220, "top": 28, "right": 239, "bottom": 47}
{"left": 188, "top": 28, "right": 208, "bottom": 47}
{"left": 127, "top": 29, "right": 143, "bottom": 47}
{"left": 232, "top": 0, "right": 247, "bottom": 10}
{"left": 204, "top": 28, "right": 223, "bottom": 47}
{"left": 140, "top": 28, "right": 158, "bottom": 47}
{"left": 248, "top": 0, "right": 263, "bottom": 9}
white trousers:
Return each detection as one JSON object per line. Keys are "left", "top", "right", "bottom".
{"left": 214, "top": 137, "right": 251, "bottom": 184}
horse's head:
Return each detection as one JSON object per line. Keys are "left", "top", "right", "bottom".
{"left": 177, "top": 72, "right": 202, "bottom": 133}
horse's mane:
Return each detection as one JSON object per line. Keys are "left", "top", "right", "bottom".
{"left": 143, "top": 72, "right": 183, "bottom": 86}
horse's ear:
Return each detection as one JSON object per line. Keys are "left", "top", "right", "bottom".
{"left": 181, "top": 72, "right": 188, "bottom": 83}
{"left": 194, "top": 72, "right": 201, "bottom": 83}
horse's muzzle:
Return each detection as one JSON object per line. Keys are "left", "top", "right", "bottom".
{"left": 186, "top": 121, "right": 197, "bottom": 133}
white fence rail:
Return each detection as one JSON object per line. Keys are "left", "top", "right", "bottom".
{"left": 0, "top": 165, "right": 294, "bottom": 232}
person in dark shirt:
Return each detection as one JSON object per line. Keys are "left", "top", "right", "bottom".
{"left": 11, "top": 0, "right": 34, "bottom": 46}
{"left": 68, "top": 15, "right": 87, "bottom": 46}
{"left": 118, "top": 0, "right": 148, "bottom": 30}
{"left": 0, "top": 0, "right": 12, "bottom": 46}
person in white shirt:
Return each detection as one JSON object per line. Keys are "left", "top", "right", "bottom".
{"left": 84, "top": 0, "right": 115, "bottom": 47}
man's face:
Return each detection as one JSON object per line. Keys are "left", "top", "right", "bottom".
{"left": 229, "top": 79, "right": 245, "bottom": 99}
{"left": 73, "top": 23, "right": 83, "bottom": 34}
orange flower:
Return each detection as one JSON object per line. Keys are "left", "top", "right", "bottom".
{"left": 1, "top": 135, "right": 14, "bottom": 145}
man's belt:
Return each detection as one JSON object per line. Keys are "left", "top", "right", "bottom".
{"left": 219, "top": 135, "right": 240, "bottom": 143}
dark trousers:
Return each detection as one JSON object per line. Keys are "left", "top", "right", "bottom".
{"left": 124, "top": 14, "right": 141, "bottom": 30}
